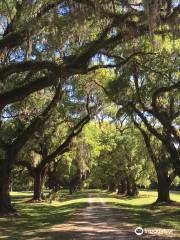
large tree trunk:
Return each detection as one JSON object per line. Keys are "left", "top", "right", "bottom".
{"left": 156, "top": 171, "right": 171, "bottom": 203}
{"left": 0, "top": 159, "right": 15, "bottom": 215}
{"left": 69, "top": 185, "right": 73, "bottom": 195}
{"left": 168, "top": 146, "right": 180, "bottom": 177}
{"left": 153, "top": 162, "right": 174, "bottom": 203}
{"left": 126, "top": 178, "right": 132, "bottom": 196}
{"left": 33, "top": 168, "right": 46, "bottom": 201}
{"left": 126, "top": 177, "right": 138, "bottom": 196}
{"left": 117, "top": 184, "right": 121, "bottom": 194}
{"left": 117, "top": 179, "right": 126, "bottom": 194}
{"left": 108, "top": 182, "right": 116, "bottom": 192}
{"left": 131, "top": 180, "right": 138, "bottom": 196}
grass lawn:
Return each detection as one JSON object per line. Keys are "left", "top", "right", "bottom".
{"left": 0, "top": 191, "right": 89, "bottom": 240}
{"left": 0, "top": 190, "right": 179, "bottom": 239}
{"left": 96, "top": 190, "right": 180, "bottom": 231}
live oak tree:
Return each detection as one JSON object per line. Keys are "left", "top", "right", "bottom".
{"left": 0, "top": 0, "right": 102, "bottom": 213}
{"left": 1, "top": 1, "right": 178, "bottom": 110}
{"left": 133, "top": 121, "right": 176, "bottom": 203}
{"left": 0, "top": 86, "right": 63, "bottom": 213}
{"left": 44, "top": 84, "right": 104, "bottom": 195}
{"left": 16, "top": 82, "right": 99, "bottom": 201}
{"left": 15, "top": 68, "right": 103, "bottom": 201}
{"left": 17, "top": 112, "right": 91, "bottom": 201}
{"left": 131, "top": 54, "right": 180, "bottom": 176}
{"left": 106, "top": 51, "right": 179, "bottom": 202}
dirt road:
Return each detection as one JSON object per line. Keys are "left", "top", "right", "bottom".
{"left": 33, "top": 194, "right": 178, "bottom": 240}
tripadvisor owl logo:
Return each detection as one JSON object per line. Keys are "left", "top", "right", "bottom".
{"left": 135, "top": 227, "right": 144, "bottom": 236}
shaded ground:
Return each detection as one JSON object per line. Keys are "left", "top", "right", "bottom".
{"left": 0, "top": 191, "right": 179, "bottom": 240}
{"left": 25, "top": 194, "right": 180, "bottom": 240}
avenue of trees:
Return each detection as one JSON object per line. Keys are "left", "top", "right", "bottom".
{"left": 0, "top": 0, "right": 179, "bottom": 215}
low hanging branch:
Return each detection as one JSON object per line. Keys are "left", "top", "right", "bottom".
{"left": 0, "top": 25, "right": 111, "bottom": 111}
{"left": 129, "top": 102, "right": 166, "bottom": 144}
{"left": 11, "top": 84, "right": 63, "bottom": 154}
{"left": 16, "top": 93, "right": 94, "bottom": 180}
{"left": 0, "top": 75, "right": 53, "bottom": 108}
{"left": 130, "top": 102, "right": 180, "bottom": 176}
{"left": 39, "top": 114, "right": 91, "bottom": 169}
{"left": 87, "top": 51, "right": 151, "bottom": 72}
{"left": 150, "top": 82, "right": 180, "bottom": 144}
{"left": 132, "top": 117, "right": 176, "bottom": 185}
{"left": 16, "top": 112, "right": 91, "bottom": 177}
{"left": 16, "top": 160, "right": 35, "bottom": 178}
{"left": 132, "top": 118, "right": 156, "bottom": 165}
{"left": 151, "top": 81, "right": 180, "bottom": 110}
{"left": 0, "top": 61, "right": 60, "bottom": 83}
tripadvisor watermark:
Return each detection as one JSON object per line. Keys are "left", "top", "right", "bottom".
{"left": 134, "top": 226, "right": 173, "bottom": 236}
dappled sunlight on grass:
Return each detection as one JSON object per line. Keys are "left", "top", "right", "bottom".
{"left": 0, "top": 192, "right": 89, "bottom": 240}
{"left": 97, "top": 190, "right": 180, "bottom": 231}
{"left": 106, "top": 190, "right": 180, "bottom": 205}
{"left": 0, "top": 190, "right": 179, "bottom": 239}
{"left": 84, "top": 190, "right": 180, "bottom": 231}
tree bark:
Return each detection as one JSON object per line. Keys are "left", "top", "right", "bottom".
{"left": 0, "top": 158, "right": 15, "bottom": 215}
{"left": 131, "top": 180, "right": 138, "bottom": 196}
{"left": 126, "top": 178, "right": 132, "bottom": 196}
{"left": 69, "top": 186, "right": 73, "bottom": 195}
{"left": 126, "top": 177, "right": 138, "bottom": 196}
{"left": 33, "top": 168, "right": 46, "bottom": 201}
{"left": 133, "top": 119, "right": 175, "bottom": 202}
{"left": 117, "top": 179, "right": 126, "bottom": 194}
{"left": 156, "top": 170, "right": 171, "bottom": 203}
{"left": 117, "top": 184, "right": 121, "bottom": 194}
{"left": 108, "top": 182, "right": 116, "bottom": 192}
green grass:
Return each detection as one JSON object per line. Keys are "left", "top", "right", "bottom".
{"left": 0, "top": 191, "right": 89, "bottom": 240}
{"left": 0, "top": 190, "right": 179, "bottom": 239}
{"left": 97, "top": 190, "right": 180, "bottom": 231}
{"left": 105, "top": 189, "right": 180, "bottom": 205}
